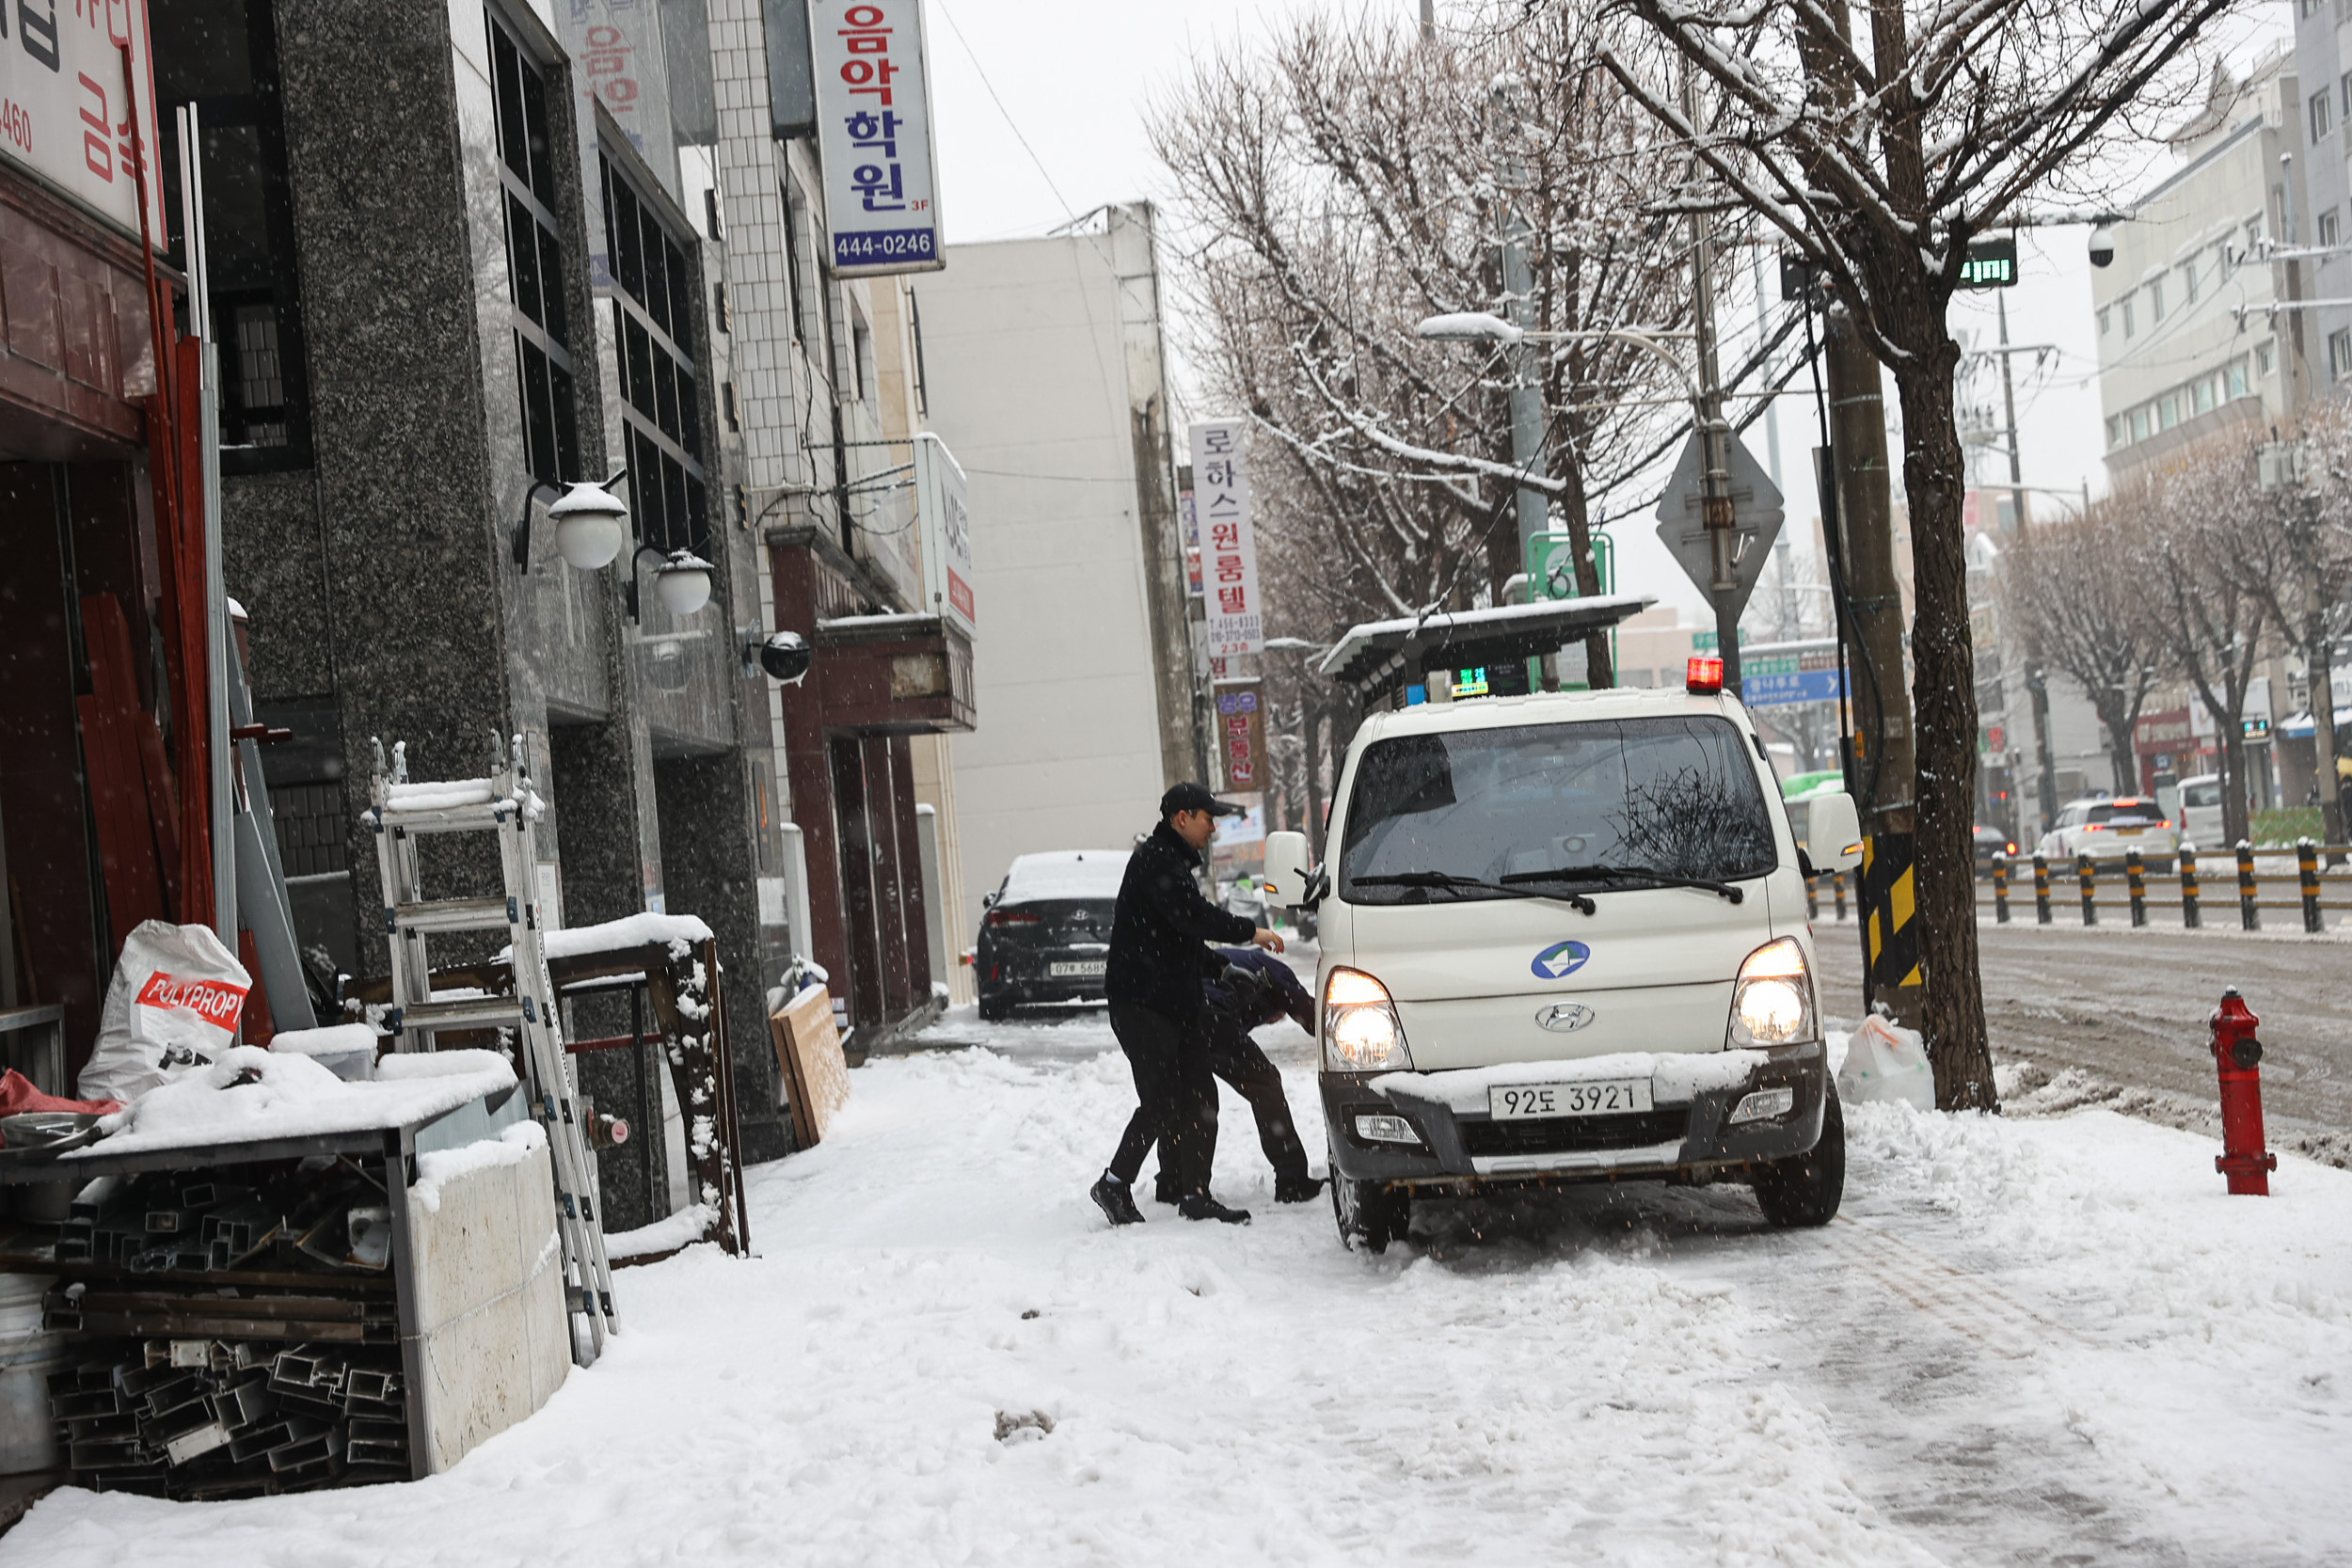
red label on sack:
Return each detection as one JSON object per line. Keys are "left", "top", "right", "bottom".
{"left": 133, "top": 971, "right": 249, "bottom": 1028}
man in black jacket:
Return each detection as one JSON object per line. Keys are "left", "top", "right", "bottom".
{"left": 1090, "top": 783, "right": 1282, "bottom": 1227}
{"left": 1144, "top": 946, "right": 1322, "bottom": 1206}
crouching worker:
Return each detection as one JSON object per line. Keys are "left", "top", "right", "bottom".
{"left": 1143, "top": 948, "right": 1324, "bottom": 1206}
{"left": 1089, "top": 784, "right": 1283, "bottom": 1227}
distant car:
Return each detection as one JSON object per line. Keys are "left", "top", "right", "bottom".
{"left": 2034, "top": 796, "right": 2179, "bottom": 870}
{"left": 2175, "top": 773, "right": 2224, "bottom": 849}
{"left": 1974, "top": 824, "right": 2018, "bottom": 868}
{"left": 975, "top": 850, "right": 1130, "bottom": 1022}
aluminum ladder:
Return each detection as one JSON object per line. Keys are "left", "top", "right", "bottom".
{"left": 366, "top": 732, "right": 617, "bottom": 1365}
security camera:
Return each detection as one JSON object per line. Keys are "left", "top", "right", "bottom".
{"left": 756, "top": 629, "right": 813, "bottom": 686}
{"left": 2088, "top": 225, "right": 2116, "bottom": 269}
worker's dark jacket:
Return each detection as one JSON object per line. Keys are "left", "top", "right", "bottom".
{"left": 1105, "top": 821, "right": 1257, "bottom": 1022}
{"left": 1204, "top": 946, "right": 1315, "bottom": 1037}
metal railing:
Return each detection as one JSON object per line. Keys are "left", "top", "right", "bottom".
{"left": 1806, "top": 842, "right": 2351, "bottom": 934}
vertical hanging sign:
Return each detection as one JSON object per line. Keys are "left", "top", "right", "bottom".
{"left": 0, "top": 0, "right": 166, "bottom": 246}
{"left": 1216, "top": 680, "right": 1265, "bottom": 794}
{"left": 1190, "top": 419, "right": 1262, "bottom": 657}
{"left": 811, "top": 0, "right": 944, "bottom": 277}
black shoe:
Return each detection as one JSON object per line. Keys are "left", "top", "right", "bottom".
{"left": 1090, "top": 1175, "right": 1145, "bottom": 1227}
{"left": 1152, "top": 1180, "right": 1179, "bottom": 1206}
{"left": 1273, "top": 1174, "right": 1327, "bottom": 1204}
{"left": 1179, "top": 1193, "right": 1252, "bottom": 1225}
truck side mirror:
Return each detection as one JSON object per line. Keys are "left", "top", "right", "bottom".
{"left": 1262, "top": 831, "right": 1313, "bottom": 908}
{"left": 1806, "top": 792, "right": 1864, "bottom": 872}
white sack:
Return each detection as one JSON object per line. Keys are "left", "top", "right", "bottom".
{"left": 78, "top": 920, "right": 252, "bottom": 1102}
{"left": 1835, "top": 1014, "right": 1936, "bottom": 1111}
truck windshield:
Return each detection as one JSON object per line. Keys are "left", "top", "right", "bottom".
{"left": 1338, "top": 716, "right": 1779, "bottom": 904}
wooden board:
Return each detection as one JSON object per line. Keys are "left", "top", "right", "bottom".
{"left": 770, "top": 985, "right": 850, "bottom": 1147}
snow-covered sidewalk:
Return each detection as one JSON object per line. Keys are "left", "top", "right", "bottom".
{"left": 9, "top": 1010, "right": 2350, "bottom": 1566}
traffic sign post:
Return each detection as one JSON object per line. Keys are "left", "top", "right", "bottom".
{"left": 1652, "top": 427, "right": 1786, "bottom": 689}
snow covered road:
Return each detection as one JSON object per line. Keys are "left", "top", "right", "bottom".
{"left": 9, "top": 1010, "right": 2351, "bottom": 1566}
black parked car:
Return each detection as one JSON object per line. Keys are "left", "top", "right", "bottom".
{"left": 975, "top": 850, "right": 1130, "bottom": 1022}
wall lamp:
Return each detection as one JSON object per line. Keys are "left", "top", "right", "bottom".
{"left": 512, "top": 468, "right": 715, "bottom": 622}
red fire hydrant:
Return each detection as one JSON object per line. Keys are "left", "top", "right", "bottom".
{"left": 2210, "top": 989, "right": 2278, "bottom": 1196}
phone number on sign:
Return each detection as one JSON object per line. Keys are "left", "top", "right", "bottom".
{"left": 832, "top": 228, "right": 937, "bottom": 266}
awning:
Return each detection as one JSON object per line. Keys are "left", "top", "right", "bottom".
{"left": 2276, "top": 705, "right": 2352, "bottom": 740}
{"left": 1318, "top": 595, "right": 1657, "bottom": 698}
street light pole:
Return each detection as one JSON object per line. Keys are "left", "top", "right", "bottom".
{"left": 1493, "top": 79, "right": 1551, "bottom": 587}
{"left": 1682, "top": 69, "right": 1740, "bottom": 695}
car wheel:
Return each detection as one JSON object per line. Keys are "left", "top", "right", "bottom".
{"left": 1752, "top": 1090, "right": 1845, "bottom": 1227}
{"left": 1330, "top": 1158, "right": 1410, "bottom": 1254}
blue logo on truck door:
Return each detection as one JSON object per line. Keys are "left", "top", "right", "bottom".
{"left": 1532, "top": 941, "right": 1591, "bottom": 979}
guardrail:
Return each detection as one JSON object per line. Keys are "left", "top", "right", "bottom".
{"left": 1806, "top": 841, "right": 2350, "bottom": 933}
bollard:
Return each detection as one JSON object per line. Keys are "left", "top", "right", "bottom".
{"left": 1833, "top": 869, "right": 1848, "bottom": 923}
{"left": 2180, "top": 843, "right": 2201, "bottom": 928}
{"left": 2237, "top": 841, "right": 2260, "bottom": 931}
{"left": 2208, "top": 988, "right": 2278, "bottom": 1196}
{"left": 2078, "top": 852, "right": 2097, "bottom": 927}
{"left": 1993, "top": 854, "right": 2010, "bottom": 924}
{"left": 1806, "top": 872, "right": 1820, "bottom": 920}
{"left": 2298, "top": 838, "right": 2323, "bottom": 934}
{"left": 2033, "top": 851, "right": 2051, "bottom": 925}
{"left": 2126, "top": 848, "right": 2147, "bottom": 927}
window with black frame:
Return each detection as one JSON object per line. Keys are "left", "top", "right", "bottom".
{"left": 151, "top": 0, "right": 311, "bottom": 467}
{"left": 488, "top": 12, "right": 580, "bottom": 487}
{"left": 600, "top": 152, "right": 708, "bottom": 556}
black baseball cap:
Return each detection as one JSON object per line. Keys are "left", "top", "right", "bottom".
{"left": 1161, "top": 782, "right": 1244, "bottom": 819}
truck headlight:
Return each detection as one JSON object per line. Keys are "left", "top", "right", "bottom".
{"left": 1728, "top": 938, "right": 1816, "bottom": 1047}
{"left": 1323, "top": 967, "right": 1412, "bottom": 1071}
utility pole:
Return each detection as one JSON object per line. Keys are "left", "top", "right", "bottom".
{"left": 2280, "top": 152, "right": 2314, "bottom": 417}
{"left": 1822, "top": 304, "right": 1921, "bottom": 1028}
{"left": 2026, "top": 662, "right": 2058, "bottom": 835}
{"left": 1420, "top": 0, "right": 1435, "bottom": 42}
{"left": 1494, "top": 80, "right": 1549, "bottom": 578}
{"left": 1995, "top": 290, "right": 2027, "bottom": 534}
{"left": 1683, "top": 69, "right": 1741, "bottom": 695}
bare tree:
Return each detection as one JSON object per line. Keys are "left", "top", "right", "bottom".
{"left": 1603, "top": 0, "right": 2233, "bottom": 1111}
{"left": 1154, "top": 8, "right": 1727, "bottom": 681}
{"left": 2249, "top": 402, "right": 2352, "bottom": 846}
{"left": 1999, "top": 497, "right": 2165, "bottom": 797}
{"left": 2136, "top": 436, "right": 2278, "bottom": 850}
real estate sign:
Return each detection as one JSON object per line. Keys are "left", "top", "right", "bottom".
{"left": 810, "top": 0, "right": 943, "bottom": 277}
{"left": 1216, "top": 679, "right": 1265, "bottom": 793}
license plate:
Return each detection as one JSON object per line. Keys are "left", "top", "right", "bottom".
{"left": 2114, "top": 826, "right": 2142, "bottom": 836}
{"left": 1488, "top": 1080, "right": 1653, "bottom": 1119}
{"left": 1048, "top": 961, "right": 1105, "bottom": 977}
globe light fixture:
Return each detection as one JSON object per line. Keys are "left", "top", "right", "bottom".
{"left": 652, "top": 550, "right": 715, "bottom": 617}
{"left": 548, "top": 481, "right": 630, "bottom": 571}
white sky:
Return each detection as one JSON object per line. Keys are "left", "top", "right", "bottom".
{"left": 921, "top": 0, "right": 2288, "bottom": 626}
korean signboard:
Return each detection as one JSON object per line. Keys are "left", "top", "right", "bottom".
{"left": 914, "top": 433, "right": 975, "bottom": 640}
{"left": 1190, "top": 420, "right": 1261, "bottom": 657}
{"left": 0, "top": 0, "right": 164, "bottom": 245}
{"left": 811, "top": 0, "right": 943, "bottom": 277}
{"left": 561, "top": 0, "right": 675, "bottom": 193}
{"left": 1216, "top": 680, "right": 1265, "bottom": 793}
{"left": 1740, "top": 645, "right": 1847, "bottom": 708}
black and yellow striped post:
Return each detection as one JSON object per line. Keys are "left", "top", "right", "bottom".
{"left": 1833, "top": 870, "right": 1848, "bottom": 922}
{"left": 2237, "top": 842, "right": 2260, "bottom": 931}
{"left": 2077, "top": 853, "right": 2097, "bottom": 927}
{"left": 2181, "top": 845, "right": 2201, "bottom": 929}
{"left": 2125, "top": 848, "right": 2147, "bottom": 928}
{"left": 1860, "top": 832, "right": 1922, "bottom": 1006}
{"left": 2299, "top": 839, "right": 2323, "bottom": 934}
{"left": 2033, "top": 851, "right": 2051, "bottom": 924}
{"left": 1805, "top": 872, "right": 1820, "bottom": 921}
{"left": 1993, "top": 854, "right": 2010, "bottom": 924}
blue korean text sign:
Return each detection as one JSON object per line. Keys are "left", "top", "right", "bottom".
{"left": 813, "top": 2, "right": 945, "bottom": 277}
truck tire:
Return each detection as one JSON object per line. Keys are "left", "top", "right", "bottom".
{"left": 1752, "top": 1090, "right": 1845, "bottom": 1227}
{"left": 1331, "top": 1164, "right": 1410, "bottom": 1254}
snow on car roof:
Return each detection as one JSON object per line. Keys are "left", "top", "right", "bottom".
{"left": 1354, "top": 684, "right": 1734, "bottom": 743}
{"left": 999, "top": 850, "right": 1129, "bottom": 904}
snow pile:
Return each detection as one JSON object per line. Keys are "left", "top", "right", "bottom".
{"left": 606, "top": 1202, "right": 715, "bottom": 1260}
{"left": 382, "top": 778, "right": 497, "bottom": 812}
{"left": 86, "top": 1046, "right": 516, "bottom": 1158}
{"left": 532, "top": 911, "right": 714, "bottom": 960}
{"left": 997, "top": 850, "right": 1129, "bottom": 905}
{"left": 267, "top": 1023, "right": 379, "bottom": 1058}
{"left": 1372, "top": 1048, "right": 1772, "bottom": 1109}
{"left": 411, "top": 1121, "right": 547, "bottom": 1213}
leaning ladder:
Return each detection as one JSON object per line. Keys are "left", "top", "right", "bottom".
{"left": 367, "top": 732, "right": 618, "bottom": 1365}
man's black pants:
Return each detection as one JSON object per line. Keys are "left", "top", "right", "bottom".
{"left": 1152, "top": 1027, "right": 1308, "bottom": 1190}
{"left": 1107, "top": 1002, "right": 1216, "bottom": 1194}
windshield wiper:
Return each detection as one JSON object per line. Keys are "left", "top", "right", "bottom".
{"left": 1351, "top": 870, "right": 1596, "bottom": 915}
{"left": 1497, "top": 864, "right": 1745, "bottom": 904}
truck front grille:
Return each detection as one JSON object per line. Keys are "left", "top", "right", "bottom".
{"left": 1459, "top": 1108, "right": 1690, "bottom": 1157}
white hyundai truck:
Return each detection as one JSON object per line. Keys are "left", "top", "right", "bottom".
{"left": 1262, "top": 661, "right": 1864, "bottom": 1253}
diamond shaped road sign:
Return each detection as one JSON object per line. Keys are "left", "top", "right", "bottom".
{"left": 1653, "top": 429, "right": 1784, "bottom": 616}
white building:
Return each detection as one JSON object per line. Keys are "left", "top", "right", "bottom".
{"left": 914, "top": 205, "right": 1201, "bottom": 941}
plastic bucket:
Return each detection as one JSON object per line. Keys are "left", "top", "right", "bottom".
{"left": 0, "top": 1274, "right": 66, "bottom": 1475}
